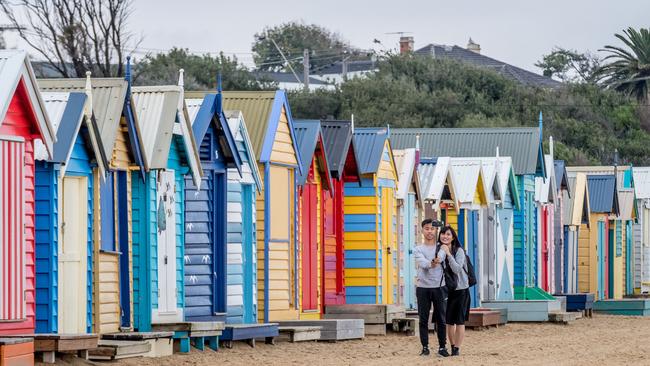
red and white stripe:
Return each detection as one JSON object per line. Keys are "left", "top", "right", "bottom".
{"left": 0, "top": 138, "right": 25, "bottom": 321}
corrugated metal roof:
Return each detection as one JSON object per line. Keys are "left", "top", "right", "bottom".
{"left": 390, "top": 127, "right": 543, "bottom": 175}
{"left": 131, "top": 86, "right": 182, "bottom": 170}
{"left": 586, "top": 175, "right": 619, "bottom": 214}
{"left": 35, "top": 92, "right": 87, "bottom": 172}
{"left": 225, "top": 110, "right": 262, "bottom": 191}
{"left": 38, "top": 77, "right": 128, "bottom": 161}
{"left": 419, "top": 157, "right": 451, "bottom": 201}
{"left": 633, "top": 167, "right": 650, "bottom": 199}
{"left": 353, "top": 127, "right": 389, "bottom": 174}
{"left": 554, "top": 160, "right": 570, "bottom": 197}
{"left": 320, "top": 120, "right": 353, "bottom": 179}
{"left": 566, "top": 166, "right": 633, "bottom": 189}
{"left": 293, "top": 120, "right": 324, "bottom": 185}
{"left": 618, "top": 189, "right": 636, "bottom": 220}
{"left": 448, "top": 158, "right": 482, "bottom": 205}
{"left": 1, "top": 50, "right": 55, "bottom": 154}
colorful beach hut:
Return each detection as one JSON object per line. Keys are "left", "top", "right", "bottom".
{"left": 224, "top": 110, "right": 263, "bottom": 324}
{"left": 393, "top": 148, "right": 423, "bottom": 309}
{"left": 130, "top": 77, "right": 203, "bottom": 330}
{"left": 535, "top": 153, "right": 558, "bottom": 294}
{"left": 221, "top": 91, "right": 302, "bottom": 322}
{"left": 39, "top": 65, "right": 147, "bottom": 333}
{"left": 0, "top": 50, "right": 56, "bottom": 335}
{"left": 293, "top": 120, "right": 333, "bottom": 318}
{"left": 181, "top": 88, "right": 242, "bottom": 323}
{"left": 33, "top": 86, "right": 107, "bottom": 334}
{"left": 553, "top": 160, "right": 570, "bottom": 294}
{"left": 391, "top": 126, "right": 547, "bottom": 300}
{"left": 632, "top": 167, "right": 650, "bottom": 294}
{"left": 344, "top": 127, "right": 398, "bottom": 305}
{"left": 319, "top": 120, "right": 360, "bottom": 307}
{"left": 563, "top": 172, "right": 590, "bottom": 294}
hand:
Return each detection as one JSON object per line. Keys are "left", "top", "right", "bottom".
{"left": 441, "top": 244, "right": 451, "bottom": 254}
{"left": 433, "top": 257, "right": 442, "bottom": 265}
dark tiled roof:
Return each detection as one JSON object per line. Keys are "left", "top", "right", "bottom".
{"left": 586, "top": 175, "right": 619, "bottom": 213}
{"left": 354, "top": 127, "right": 389, "bottom": 174}
{"left": 390, "top": 127, "right": 544, "bottom": 175}
{"left": 414, "top": 44, "right": 562, "bottom": 89}
{"left": 320, "top": 119, "right": 353, "bottom": 179}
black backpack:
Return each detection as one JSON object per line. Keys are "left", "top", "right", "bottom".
{"left": 464, "top": 254, "right": 477, "bottom": 287}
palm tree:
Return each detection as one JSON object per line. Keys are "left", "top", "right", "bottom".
{"left": 597, "top": 27, "right": 650, "bottom": 102}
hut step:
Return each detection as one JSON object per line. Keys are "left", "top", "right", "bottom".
{"left": 88, "top": 340, "right": 151, "bottom": 360}
{"left": 548, "top": 311, "right": 580, "bottom": 324}
{"left": 278, "top": 326, "right": 322, "bottom": 342}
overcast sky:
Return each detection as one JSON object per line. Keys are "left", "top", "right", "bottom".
{"left": 2, "top": 0, "right": 649, "bottom": 73}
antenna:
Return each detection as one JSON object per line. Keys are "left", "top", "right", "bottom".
{"left": 385, "top": 31, "right": 413, "bottom": 36}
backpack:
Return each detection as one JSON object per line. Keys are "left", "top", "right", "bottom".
{"left": 435, "top": 245, "right": 457, "bottom": 290}
{"left": 464, "top": 254, "right": 477, "bottom": 287}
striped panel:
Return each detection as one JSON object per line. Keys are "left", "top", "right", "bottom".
{"left": 344, "top": 250, "right": 376, "bottom": 268}
{"left": 0, "top": 139, "right": 26, "bottom": 320}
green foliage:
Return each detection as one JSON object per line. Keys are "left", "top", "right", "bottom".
{"left": 133, "top": 47, "right": 274, "bottom": 90}
{"left": 597, "top": 27, "right": 650, "bottom": 102}
{"left": 535, "top": 47, "right": 601, "bottom": 83}
{"left": 288, "top": 54, "right": 650, "bottom": 165}
{"left": 253, "top": 21, "right": 352, "bottom": 73}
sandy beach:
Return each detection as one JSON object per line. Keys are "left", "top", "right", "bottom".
{"left": 76, "top": 314, "right": 650, "bottom": 366}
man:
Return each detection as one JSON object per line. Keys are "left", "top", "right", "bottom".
{"left": 413, "top": 218, "right": 449, "bottom": 357}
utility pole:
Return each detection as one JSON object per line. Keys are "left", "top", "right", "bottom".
{"left": 303, "top": 49, "right": 310, "bottom": 91}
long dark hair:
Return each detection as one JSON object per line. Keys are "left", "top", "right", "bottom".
{"left": 437, "top": 225, "right": 463, "bottom": 255}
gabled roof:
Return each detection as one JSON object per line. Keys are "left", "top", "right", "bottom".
{"left": 320, "top": 119, "right": 354, "bottom": 179}
{"left": 390, "top": 127, "right": 545, "bottom": 176}
{"left": 34, "top": 92, "right": 88, "bottom": 176}
{"left": 131, "top": 86, "right": 181, "bottom": 170}
{"left": 1, "top": 50, "right": 55, "bottom": 154}
{"left": 474, "top": 156, "right": 520, "bottom": 209}
{"left": 174, "top": 77, "right": 203, "bottom": 188}
{"left": 586, "top": 175, "right": 619, "bottom": 214}
{"left": 225, "top": 110, "right": 262, "bottom": 192}
{"left": 184, "top": 93, "right": 242, "bottom": 175}
{"left": 206, "top": 90, "right": 302, "bottom": 171}
{"left": 554, "top": 160, "right": 570, "bottom": 197}
{"left": 414, "top": 44, "right": 562, "bottom": 89}
{"left": 535, "top": 154, "right": 558, "bottom": 204}
{"left": 353, "top": 127, "right": 392, "bottom": 174}
{"left": 419, "top": 157, "right": 452, "bottom": 202}
{"left": 564, "top": 172, "right": 590, "bottom": 226}
{"left": 38, "top": 76, "right": 146, "bottom": 180}
{"left": 566, "top": 165, "right": 634, "bottom": 189}
{"left": 448, "top": 158, "right": 485, "bottom": 209}
{"left": 293, "top": 120, "right": 332, "bottom": 190}
{"left": 632, "top": 167, "right": 650, "bottom": 199}
{"left": 393, "top": 148, "right": 422, "bottom": 205}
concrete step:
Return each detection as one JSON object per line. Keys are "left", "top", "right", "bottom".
{"left": 278, "top": 326, "right": 322, "bottom": 342}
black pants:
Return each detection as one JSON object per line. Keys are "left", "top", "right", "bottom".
{"left": 416, "top": 286, "right": 447, "bottom": 349}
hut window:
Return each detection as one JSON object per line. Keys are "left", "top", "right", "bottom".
{"left": 100, "top": 173, "right": 116, "bottom": 251}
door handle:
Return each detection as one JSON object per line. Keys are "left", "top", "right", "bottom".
{"left": 164, "top": 255, "right": 168, "bottom": 265}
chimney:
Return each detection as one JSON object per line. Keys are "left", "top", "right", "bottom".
{"left": 467, "top": 38, "right": 481, "bottom": 54}
{"left": 399, "top": 36, "right": 414, "bottom": 54}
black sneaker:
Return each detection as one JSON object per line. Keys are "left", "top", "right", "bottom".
{"left": 419, "top": 347, "right": 430, "bottom": 356}
{"left": 438, "top": 348, "right": 450, "bottom": 357}
{"left": 451, "top": 346, "right": 460, "bottom": 356}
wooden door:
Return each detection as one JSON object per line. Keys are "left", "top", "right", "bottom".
{"left": 117, "top": 171, "right": 131, "bottom": 328}
{"left": 59, "top": 176, "right": 88, "bottom": 333}
{"left": 404, "top": 194, "right": 417, "bottom": 309}
{"left": 154, "top": 170, "right": 179, "bottom": 322}
{"left": 242, "top": 184, "right": 255, "bottom": 323}
{"left": 597, "top": 221, "right": 606, "bottom": 300}
{"left": 381, "top": 187, "right": 395, "bottom": 304}
{"left": 483, "top": 207, "right": 497, "bottom": 301}
{"left": 541, "top": 206, "right": 549, "bottom": 291}
{"left": 0, "top": 138, "right": 25, "bottom": 321}
{"left": 301, "top": 183, "right": 318, "bottom": 311}
{"left": 467, "top": 210, "right": 480, "bottom": 308}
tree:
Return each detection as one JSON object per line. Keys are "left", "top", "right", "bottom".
{"left": 535, "top": 47, "right": 601, "bottom": 83}
{"left": 1, "top": 0, "right": 137, "bottom": 77}
{"left": 133, "top": 48, "right": 275, "bottom": 91}
{"left": 597, "top": 27, "right": 650, "bottom": 102}
{"left": 252, "top": 21, "right": 352, "bottom": 73}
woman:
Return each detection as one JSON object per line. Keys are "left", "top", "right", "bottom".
{"left": 439, "top": 226, "right": 470, "bottom": 357}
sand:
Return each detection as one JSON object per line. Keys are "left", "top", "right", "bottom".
{"left": 99, "top": 315, "right": 650, "bottom": 365}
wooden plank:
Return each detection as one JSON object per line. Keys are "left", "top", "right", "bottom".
{"left": 56, "top": 337, "right": 99, "bottom": 352}
{"left": 325, "top": 304, "right": 388, "bottom": 315}
{"left": 190, "top": 322, "right": 226, "bottom": 331}
{"left": 89, "top": 340, "right": 151, "bottom": 359}
{"left": 278, "top": 327, "right": 322, "bottom": 342}
{"left": 151, "top": 323, "right": 191, "bottom": 332}
{"left": 102, "top": 332, "right": 174, "bottom": 340}
{"left": 363, "top": 324, "right": 386, "bottom": 336}
{"left": 323, "top": 313, "right": 384, "bottom": 323}
{"left": 319, "top": 328, "right": 365, "bottom": 341}
{"left": 189, "top": 331, "right": 222, "bottom": 337}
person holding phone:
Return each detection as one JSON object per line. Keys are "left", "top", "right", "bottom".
{"left": 438, "top": 225, "right": 470, "bottom": 357}
{"left": 413, "top": 218, "right": 450, "bottom": 357}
